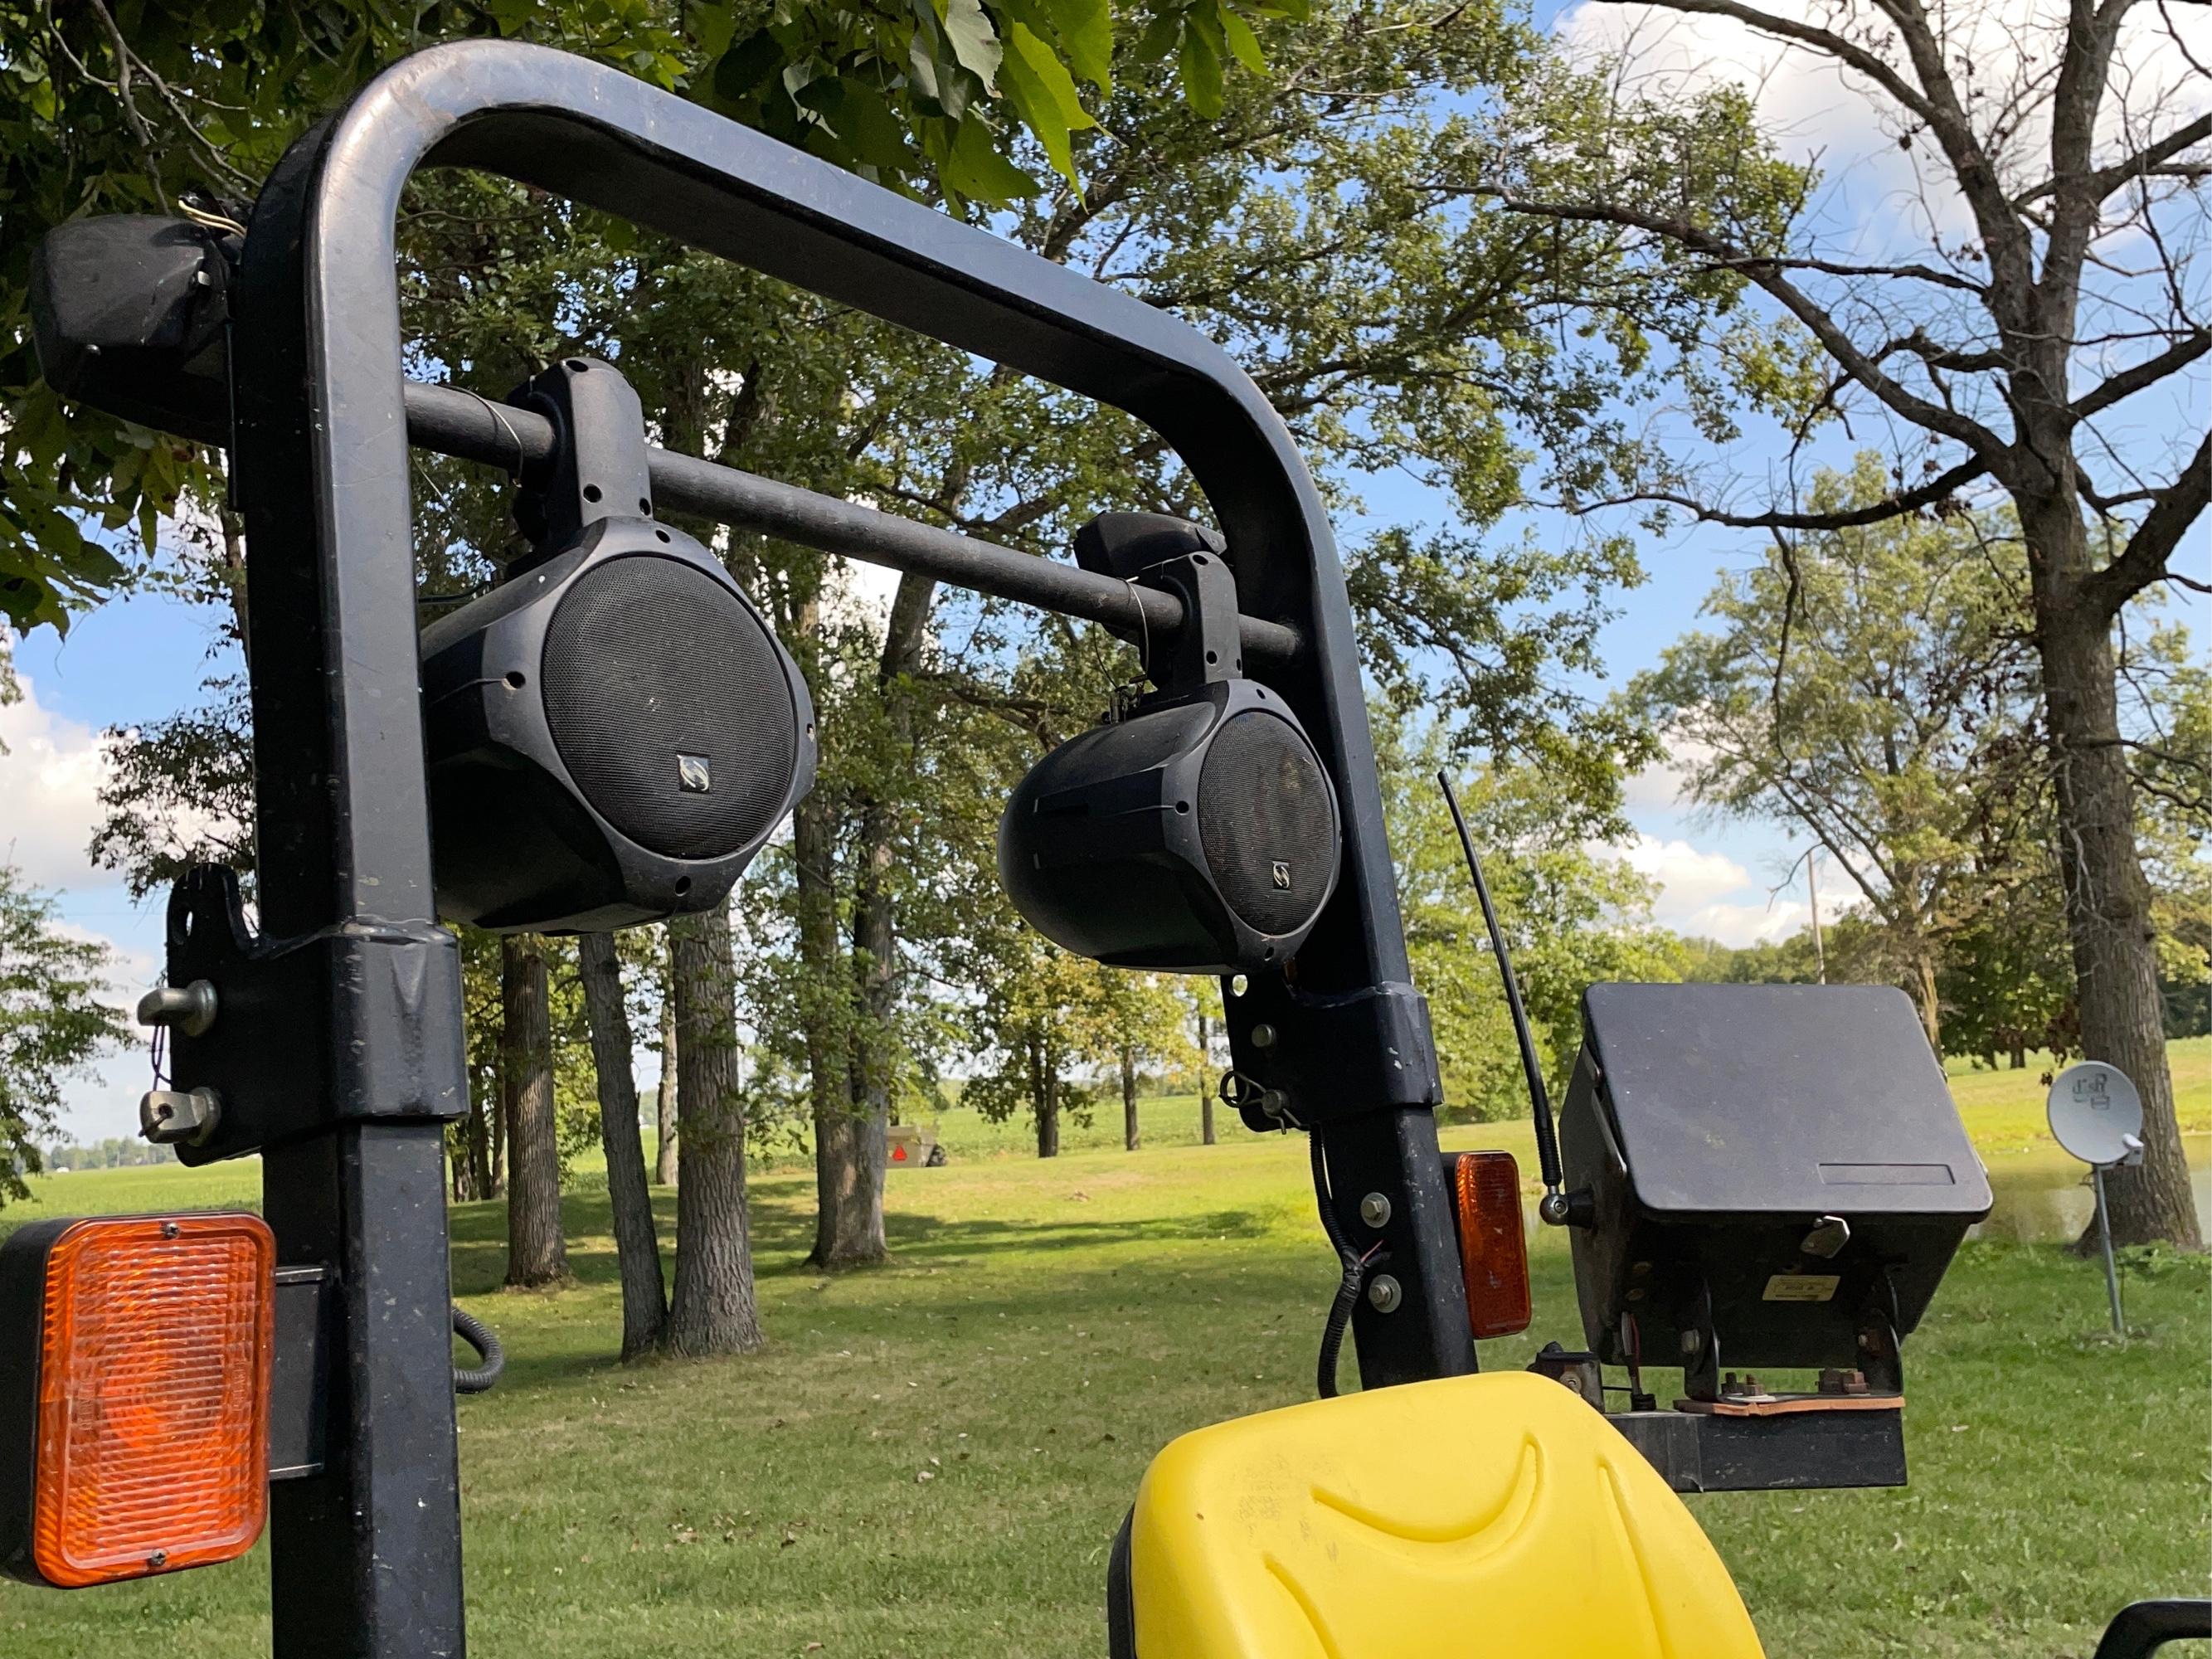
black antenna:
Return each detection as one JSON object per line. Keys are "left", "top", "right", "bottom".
{"left": 1438, "top": 771, "right": 1564, "bottom": 1198}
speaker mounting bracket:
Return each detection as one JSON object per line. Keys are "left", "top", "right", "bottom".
{"left": 146, "top": 865, "right": 466, "bottom": 1164}
{"left": 507, "top": 355, "right": 654, "bottom": 557}
{"left": 1073, "top": 512, "right": 1243, "bottom": 698}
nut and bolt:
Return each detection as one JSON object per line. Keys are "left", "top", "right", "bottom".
{"left": 1250, "top": 1023, "right": 1277, "bottom": 1049}
{"left": 136, "top": 980, "right": 218, "bottom": 1039}
{"left": 1366, "top": 1274, "right": 1403, "bottom": 1314}
{"left": 1358, "top": 1192, "right": 1393, "bottom": 1229}
{"left": 139, "top": 1086, "right": 222, "bottom": 1147}
{"left": 1680, "top": 1329, "right": 1702, "bottom": 1356}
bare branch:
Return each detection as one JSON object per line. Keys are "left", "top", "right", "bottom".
{"left": 1578, "top": 458, "right": 1989, "bottom": 528}
{"left": 2079, "top": 428, "right": 2212, "bottom": 620}
{"left": 2017, "top": 112, "right": 2212, "bottom": 210}
{"left": 1478, "top": 189, "right": 2008, "bottom": 459}
{"left": 2072, "top": 328, "right": 2212, "bottom": 424}
{"left": 1691, "top": 253, "right": 1986, "bottom": 295}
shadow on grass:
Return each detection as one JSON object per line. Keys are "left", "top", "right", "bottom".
{"left": 450, "top": 1189, "right": 1275, "bottom": 1297}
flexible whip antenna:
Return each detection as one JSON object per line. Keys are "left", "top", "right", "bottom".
{"left": 1438, "top": 771, "right": 1567, "bottom": 1208}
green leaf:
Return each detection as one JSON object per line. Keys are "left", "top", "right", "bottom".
{"left": 1215, "top": 5, "right": 1266, "bottom": 74}
{"left": 691, "top": 1, "right": 739, "bottom": 60}
{"left": 1177, "top": 20, "right": 1223, "bottom": 119}
{"left": 1131, "top": 7, "right": 1181, "bottom": 64}
{"left": 999, "top": 21, "right": 1095, "bottom": 187}
{"left": 941, "top": 111, "right": 1039, "bottom": 205}
{"left": 1040, "top": 0, "right": 1112, "bottom": 90}
{"left": 941, "top": 0, "right": 1004, "bottom": 93}
{"left": 711, "top": 29, "right": 785, "bottom": 107}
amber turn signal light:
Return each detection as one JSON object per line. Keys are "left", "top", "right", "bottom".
{"left": 1450, "top": 1151, "right": 1532, "bottom": 1339}
{"left": 0, "top": 1212, "right": 274, "bottom": 1588}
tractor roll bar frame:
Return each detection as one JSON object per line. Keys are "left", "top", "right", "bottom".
{"left": 228, "top": 41, "right": 1471, "bottom": 1657}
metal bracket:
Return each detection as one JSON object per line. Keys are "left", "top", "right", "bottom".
{"left": 151, "top": 865, "right": 466, "bottom": 1165}
{"left": 270, "top": 1267, "right": 333, "bottom": 1481}
{"left": 507, "top": 355, "right": 654, "bottom": 556}
{"left": 1608, "top": 1407, "right": 1907, "bottom": 1494}
{"left": 1223, "top": 977, "right": 1441, "bottom": 1128}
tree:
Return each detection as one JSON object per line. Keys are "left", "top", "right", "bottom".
{"left": 663, "top": 904, "right": 763, "bottom": 1356}
{"left": 0, "top": 860, "right": 128, "bottom": 1200}
{"left": 501, "top": 933, "right": 567, "bottom": 1288}
{"left": 0, "top": 1, "right": 1267, "bottom": 631}
{"left": 577, "top": 932, "right": 668, "bottom": 1360}
{"left": 1490, "top": 0, "right": 2208, "bottom": 1243}
{"left": 1629, "top": 459, "right": 2046, "bottom": 1052}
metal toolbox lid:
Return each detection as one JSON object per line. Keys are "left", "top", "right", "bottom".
{"left": 1582, "top": 983, "right": 1993, "bottom": 1219}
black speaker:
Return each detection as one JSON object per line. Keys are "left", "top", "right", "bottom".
{"left": 419, "top": 514, "right": 814, "bottom": 932}
{"left": 998, "top": 678, "right": 1339, "bottom": 972}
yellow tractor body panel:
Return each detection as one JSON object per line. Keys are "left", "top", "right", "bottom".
{"left": 1128, "top": 1371, "right": 1767, "bottom": 1659}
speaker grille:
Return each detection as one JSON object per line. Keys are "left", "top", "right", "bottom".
{"left": 1197, "top": 711, "right": 1337, "bottom": 936}
{"left": 541, "top": 554, "right": 799, "bottom": 860}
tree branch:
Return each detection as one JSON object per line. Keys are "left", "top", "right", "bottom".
{"left": 2078, "top": 427, "right": 2212, "bottom": 620}
{"left": 2016, "top": 111, "right": 2212, "bottom": 207}
{"left": 1578, "top": 458, "right": 1988, "bottom": 528}
{"left": 1480, "top": 189, "right": 2008, "bottom": 459}
{"left": 2072, "top": 328, "right": 2212, "bottom": 424}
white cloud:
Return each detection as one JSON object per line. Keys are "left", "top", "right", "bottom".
{"left": 1553, "top": 0, "right": 2212, "bottom": 247}
{"left": 0, "top": 660, "right": 118, "bottom": 894}
{"left": 1616, "top": 831, "right": 1749, "bottom": 912}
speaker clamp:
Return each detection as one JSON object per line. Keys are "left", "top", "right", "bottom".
{"left": 508, "top": 355, "right": 656, "bottom": 556}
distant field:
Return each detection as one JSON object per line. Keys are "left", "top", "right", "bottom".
{"left": 2, "top": 1040, "right": 2205, "bottom": 1657}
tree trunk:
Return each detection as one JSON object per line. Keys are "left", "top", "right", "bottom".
{"left": 577, "top": 932, "right": 668, "bottom": 1360}
{"left": 1121, "top": 1044, "right": 1140, "bottom": 1151}
{"left": 501, "top": 934, "right": 566, "bottom": 1287}
{"left": 1911, "top": 948, "right": 1942, "bottom": 1057}
{"left": 793, "top": 786, "right": 878, "bottom": 1268}
{"left": 1034, "top": 1038, "right": 1061, "bottom": 1160}
{"left": 1198, "top": 1013, "right": 1217, "bottom": 1145}
{"left": 663, "top": 904, "right": 765, "bottom": 1356}
{"left": 2009, "top": 1039, "right": 2026, "bottom": 1071}
{"left": 655, "top": 937, "right": 679, "bottom": 1186}
{"left": 2032, "top": 500, "right": 2201, "bottom": 1249}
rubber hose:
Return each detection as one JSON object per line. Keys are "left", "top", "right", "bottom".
{"left": 451, "top": 1305, "right": 505, "bottom": 1395}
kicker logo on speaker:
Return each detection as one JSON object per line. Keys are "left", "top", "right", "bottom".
{"left": 1271, "top": 861, "right": 1291, "bottom": 890}
{"left": 678, "top": 752, "right": 713, "bottom": 794}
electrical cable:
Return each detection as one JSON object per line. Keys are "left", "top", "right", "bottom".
{"left": 1310, "top": 1126, "right": 1381, "bottom": 1399}
{"left": 450, "top": 1305, "right": 505, "bottom": 1394}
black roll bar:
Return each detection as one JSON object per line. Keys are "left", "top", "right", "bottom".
{"left": 219, "top": 41, "right": 1469, "bottom": 1657}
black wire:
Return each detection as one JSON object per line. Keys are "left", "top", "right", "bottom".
{"left": 1437, "top": 770, "right": 1563, "bottom": 1192}
{"left": 451, "top": 1305, "right": 504, "bottom": 1394}
{"left": 1310, "top": 1126, "right": 1373, "bottom": 1399}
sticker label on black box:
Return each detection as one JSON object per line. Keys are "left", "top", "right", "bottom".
{"left": 1763, "top": 1273, "right": 1841, "bottom": 1302}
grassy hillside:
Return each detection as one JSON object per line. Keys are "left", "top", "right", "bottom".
{"left": 1, "top": 1041, "right": 2205, "bottom": 1656}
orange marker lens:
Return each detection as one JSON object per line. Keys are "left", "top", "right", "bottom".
{"left": 30, "top": 1214, "right": 273, "bottom": 1588}
{"left": 1453, "top": 1151, "right": 1532, "bottom": 1339}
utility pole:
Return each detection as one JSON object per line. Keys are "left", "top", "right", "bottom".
{"left": 1807, "top": 849, "right": 1827, "bottom": 984}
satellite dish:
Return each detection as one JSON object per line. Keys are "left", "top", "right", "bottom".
{"left": 2047, "top": 1062, "right": 2144, "bottom": 1167}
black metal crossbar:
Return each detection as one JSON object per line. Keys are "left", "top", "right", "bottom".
{"left": 401, "top": 381, "right": 1303, "bottom": 664}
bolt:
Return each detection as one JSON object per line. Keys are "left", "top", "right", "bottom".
{"left": 1366, "top": 1275, "right": 1403, "bottom": 1314}
{"left": 161, "top": 1222, "right": 180, "bottom": 1239}
{"left": 1250, "top": 1023, "right": 1277, "bottom": 1049}
{"left": 1358, "top": 1192, "right": 1393, "bottom": 1229}
{"left": 1680, "top": 1329, "right": 1701, "bottom": 1356}
{"left": 147, "top": 1550, "right": 168, "bottom": 1569}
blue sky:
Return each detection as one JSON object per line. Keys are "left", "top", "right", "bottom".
{"left": 7, "top": 0, "right": 2205, "bottom": 1141}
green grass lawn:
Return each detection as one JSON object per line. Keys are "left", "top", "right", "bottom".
{"left": 2, "top": 1045, "right": 2206, "bottom": 1656}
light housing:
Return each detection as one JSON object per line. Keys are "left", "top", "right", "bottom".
{"left": 1448, "top": 1151, "right": 1532, "bottom": 1340}
{"left": 0, "top": 1212, "right": 275, "bottom": 1588}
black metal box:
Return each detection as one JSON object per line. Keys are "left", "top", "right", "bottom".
{"left": 1559, "top": 984, "right": 1991, "bottom": 1376}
